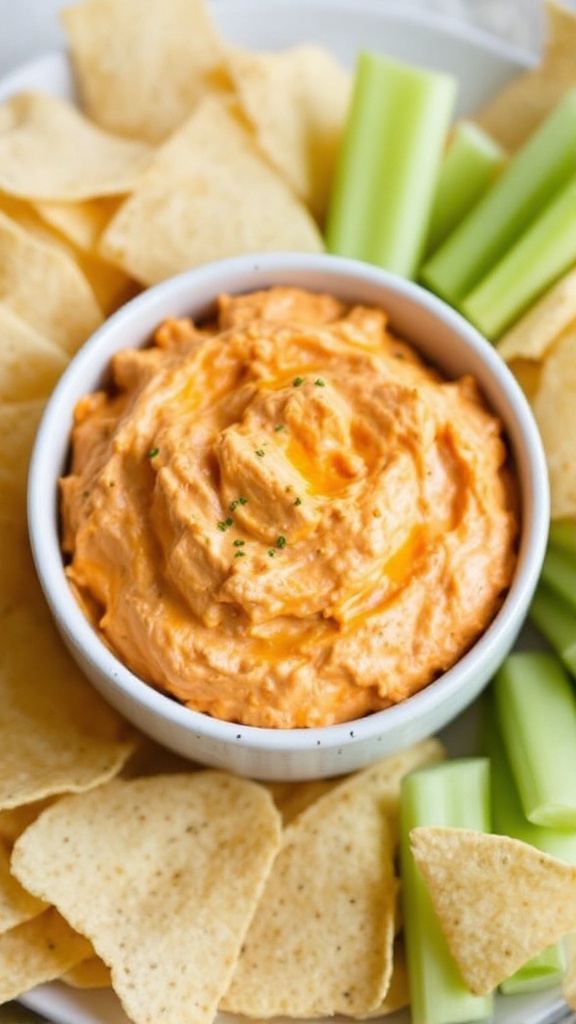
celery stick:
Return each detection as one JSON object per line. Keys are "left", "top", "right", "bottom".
{"left": 420, "top": 87, "right": 576, "bottom": 304}
{"left": 400, "top": 759, "right": 492, "bottom": 1024}
{"left": 529, "top": 583, "right": 576, "bottom": 677}
{"left": 487, "top": 711, "right": 576, "bottom": 994}
{"left": 493, "top": 651, "right": 576, "bottom": 827}
{"left": 549, "top": 518, "right": 576, "bottom": 558}
{"left": 540, "top": 542, "right": 576, "bottom": 617}
{"left": 325, "top": 51, "right": 456, "bottom": 279}
{"left": 425, "top": 120, "right": 505, "bottom": 255}
{"left": 460, "top": 175, "right": 576, "bottom": 340}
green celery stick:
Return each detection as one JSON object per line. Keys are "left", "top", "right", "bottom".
{"left": 420, "top": 87, "right": 576, "bottom": 304}
{"left": 325, "top": 51, "right": 456, "bottom": 279}
{"left": 549, "top": 518, "right": 576, "bottom": 558}
{"left": 486, "top": 710, "right": 576, "bottom": 994}
{"left": 400, "top": 759, "right": 492, "bottom": 1024}
{"left": 529, "top": 583, "right": 576, "bottom": 677}
{"left": 425, "top": 120, "right": 505, "bottom": 256}
{"left": 460, "top": 175, "right": 576, "bottom": 340}
{"left": 493, "top": 651, "right": 576, "bottom": 827}
{"left": 540, "top": 541, "right": 576, "bottom": 617}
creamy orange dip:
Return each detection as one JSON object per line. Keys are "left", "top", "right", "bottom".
{"left": 61, "top": 286, "right": 518, "bottom": 728}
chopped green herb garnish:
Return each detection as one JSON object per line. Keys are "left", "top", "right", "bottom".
{"left": 217, "top": 517, "right": 234, "bottom": 532}
{"left": 274, "top": 423, "right": 285, "bottom": 432}
{"left": 268, "top": 549, "right": 276, "bottom": 558}
{"left": 238, "top": 495, "right": 248, "bottom": 505}
{"left": 233, "top": 539, "right": 245, "bottom": 548}
{"left": 293, "top": 376, "right": 305, "bottom": 387}
{"left": 277, "top": 536, "right": 287, "bottom": 549}
{"left": 147, "top": 447, "right": 159, "bottom": 459}
{"left": 255, "top": 449, "right": 265, "bottom": 457}
{"left": 294, "top": 497, "right": 302, "bottom": 506}
{"left": 234, "top": 551, "right": 246, "bottom": 558}
{"left": 314, "top": 378, "right": 326, "bottom": 387}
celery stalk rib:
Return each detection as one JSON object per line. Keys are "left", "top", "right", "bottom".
{"left": 425, "top": 120, "right": 505, "bottom": 256}
{"left": 529, "top": 583, "right": 576, "bottom": 677}
{"left": 487, "top": 710, "right": 576, "bottom": 994}
{"left": 420, "top": 87, "right": 576, "bottom": 304}
{"left": 460, "top": 174, "right": 576, "bottom": 340}
{"left": 325, "top": 51, "right": 456, "bottom": 279}
{"left": 400, "top": 759, "right": 492, "bottom": 1024}
{"left": 549, "top": 518, "right": 576, "bottom": 558}
{"left": 540, "top": 541, "right": 576, "bottom": 616}
{"left": 493, "top": 652, "right": 576, "bottom": 827}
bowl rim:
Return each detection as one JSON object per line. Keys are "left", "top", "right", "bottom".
{"left": 27, "top": 251, "right": 550, "bottom": 753}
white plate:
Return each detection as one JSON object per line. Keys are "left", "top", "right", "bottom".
{"left": 1, "top": 2, "right": 564, "bottom": 1022}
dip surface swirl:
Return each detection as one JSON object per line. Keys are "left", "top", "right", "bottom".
{"left": 61, "top": 287, "right": 519, "bottom": 728}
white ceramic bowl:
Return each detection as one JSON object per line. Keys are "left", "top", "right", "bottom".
{"left": 28, "top": 252, "right": 549, "bottom": 780}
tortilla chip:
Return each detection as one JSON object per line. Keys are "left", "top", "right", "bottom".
{"left": 61, "top": 955, "right": 112, "bottom": 989}
{"left": 223, "top": 740, "right": 444, "bottom": 1019}
{"left": 532, "top": 324, "right": 576, "bottom": 518}
{"left": 0, "top": 841, "right": 46, "bottom": 934}
{"left": 0, "top": 90, "right": 151, "bottom": 201}
{"left": 497, "top": 265, "right": 576, "bottom": 363}
{"left": 353, "top": 938, "right": 409, "bottom": 1018}
{"left": 226, "top": 44, "right": 351, "bottom": 223}
{"left": 0, "top": 398, "right": 45, "bottom": 520}
{"left": 0, "top": 907, "right": 93, "bottom": 1004}
{"left": 61, "top": 0, "right": 230, "bottom": 143}
{"left": 33, "top": 196, "right": 123, "bottom": 253}
{"left": 0, "top": 210, "right": 103, "bottom": 354}
{"left": 410, "top": 826, "right": 576, "bottom": 995}
{"left": 506, "top": 358, "right": 543, "bottom": 403}
{"left": 0, "top": 304, "right": 69, "bottom": 402}
{"left": 11, "top": 772, "right": 282, "bottom": 1024}
{"left": 0, "top": 801, "right": 55, "bottom": 847}
{"left": 0, "top": 595, "right": 136, "bottom": 812}
{"left": 474, "top": 1, "right": 576, "bottom": 150}
{"left": 99, "top": 95, "right": 324, "bottom": 286}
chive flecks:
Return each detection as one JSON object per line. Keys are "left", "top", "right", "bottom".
{"left": 294, "top": 497, "right": 302, "bottom": 506}
{"left": 217, "top": 517, "right": 234, "bottom": 532}
{"left": 315, "top": 378, "right": 326, "bottom": 387}
{"left": 233, "top": 539, "right": 245, "bottom": 547}
{"left": 277, "top": 536, "right": 287, "bottom": 549}
{"left": 255, "top": 449, "right": 265, "bottom": 457}
{"left": 293, "top": 376, "right": 305, "bottom": 387}
{"left": 147, "top": 447, "right": 159, "bottom": 459}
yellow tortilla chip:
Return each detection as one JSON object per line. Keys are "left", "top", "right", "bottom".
{"left": 12, "top": 772, "right": 282, "bottom": 1024}
{"left": 0, "top": 908, "right": 93, "bottom": 1004}
{"left": 61, "top": 0, "right": 229, "bottom": 143}
{"left": 0, "top": 801, "right": 55, "bottom": 847}
{"left": 0, "top": 840, "right": 46, "bottom": 934}
{"left": 497, "top": 265, "right": 576, "bottom": 363}
{"left": 0, "top": 193, "right": 137, "bottom": 317}
{"left": 100, "top": 95, "right": 324, "bottom": 286}
{"left": 223, "top": 740, "right": 444, "bottom": 1019}
{"left": 0, "top": 304, "right": 69, "bottom": 402}
{"left": 0, "top": 90, "right": 151, "bottom": 201}
{"left": 474, "top": 0, "right": 576, "bottom": 150}
{"left": 506, "top": 357, "right": 542, "bottom": 403}
{"left": 226, "top": 44, "right": 351, "bottom": 223}
{"left": 62, "top": 955, "right": 112, "bottom": 989}
{"left": 33, "top": 196, "right": 123, "bottom": 253}
{"left": 532, "top": 325, "right": 576, "bottom": 518}
{"left": 0, "top": 398, "right": 45, "bottom": 520}
{"left": 410, "top": 826, "right": 576, "bottom": 995}
{"left": 0, "top": 595, "right": 136, "bottom": 812}
{"left": 0, "top": 210, "right": 103, "bottom": 354}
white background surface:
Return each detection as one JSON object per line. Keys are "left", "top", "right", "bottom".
{"left": 0, "top": 0, "right": 562, "bottom": 77}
